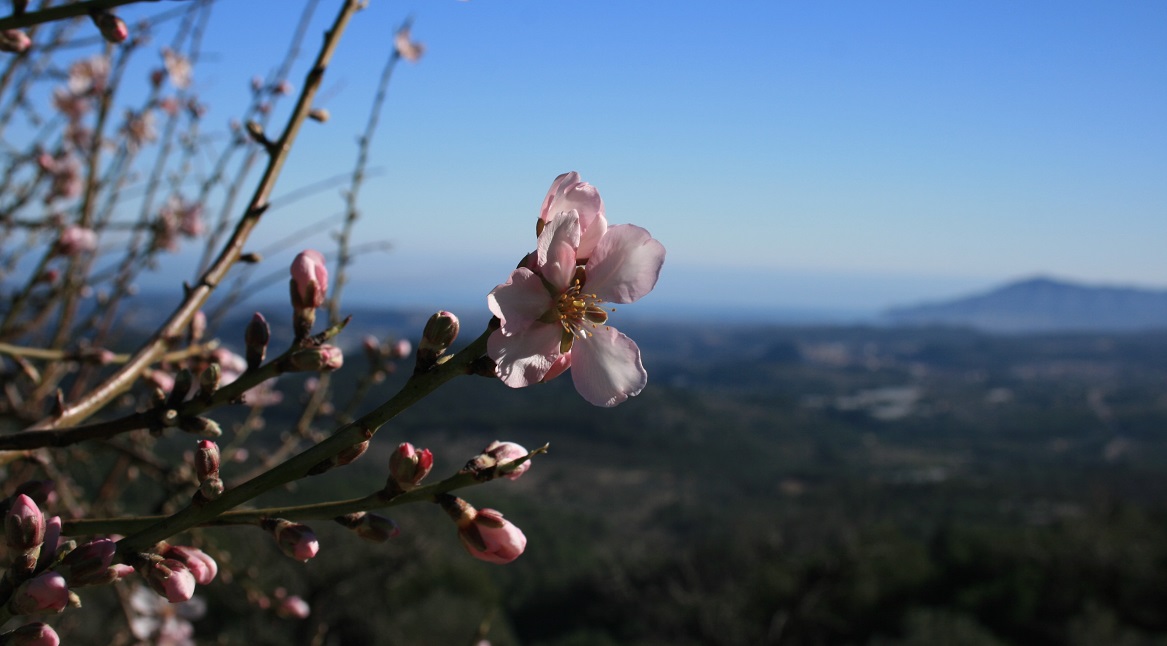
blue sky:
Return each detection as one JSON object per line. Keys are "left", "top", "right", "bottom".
{"left": 121, "top": 0, "right": 1167, "bottom": 317}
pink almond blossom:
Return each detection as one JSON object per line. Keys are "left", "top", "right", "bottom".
{"left": 488, "top": 189, "right": 665, "bottom": 407}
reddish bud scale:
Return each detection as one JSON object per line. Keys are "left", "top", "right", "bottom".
{"left": 1, "top": 622, "right": 60, "bottom": 646}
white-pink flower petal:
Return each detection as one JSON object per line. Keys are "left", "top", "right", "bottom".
{"left": 569, "top": 326, "right": 647, "bottom": 407}
{"left": 488, "top": 268, "right": 552, "bottom": 336}
{"left": 488, "top": 323, "right": 564, "bottom": 388}
{"left": 535, "top": 210, "right": 580, "bottom": 270}
{"left": 584, "top": 224, "right": 666, "bottom": 304}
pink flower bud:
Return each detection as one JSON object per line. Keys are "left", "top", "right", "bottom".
{"left": 266, "top": 520, "right": 319, "bottom": 561}
{"left": 162, "top": 545, "right": 218, "bottom": 585}
{"left": 36, "top": 516, "right": 61, "bottom": 569}
{"left": 89, "top": 10, "right": 128, "bottom": 44}
{"left": 61, "top": 538, "right": 115, "bottom": 586}
{"left": 55, "top": 226, "right": 97, "bottom": 256}
{"left": 1, "top": 622, "right": 60, "bottom": 646}
{"left": 195, "top": 440, "right": 220, "bottom": 481}
{"left": 453, "top": 504, "right": 527, "bottom": 565}
{"left": 287, "top": 345, "right": 343, "bottom": 372}
{"left": 6, "top": 494, "right": 45, "bottom": 552}
{"left": 11, "top": 572, "right": 69, "bottom": 614}
{"left": 483, "top": 441, "right": 531, "bottom": 480}
{"left": 0, "top": 29, "right": 31, "bottom": 54}
{"left": 388, "top": 442, "right": 433, "bottom": 489}
{"left": 275, "top": 595, "right": 310, "bottom": 619}
{"left": 290, "top": 250, "right": 328, "bottom": 309}
{"left": 142, "top": 558, "right": 196, "bottom": 603}
{"left": 275, "top": 80, "right": 293, "bottom": 96}
{"left": 419, "top": 311, "right": 459, "bottom": 355}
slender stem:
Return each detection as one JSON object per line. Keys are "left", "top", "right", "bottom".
{"left": 114, "top": 327, "right": 490, "bottom": 555}
{"left": 66, "top": 443, "right": 550, "bottom": 537}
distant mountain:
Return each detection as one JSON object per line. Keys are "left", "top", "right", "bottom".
{"left": 883, "top": 276, "right": 1167, "bottom": 332}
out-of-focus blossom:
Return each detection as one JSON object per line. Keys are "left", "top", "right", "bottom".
{"left": 210, "top": 348, "right": 247, "bottom": 385}
{"left": 488, "top": 194, "right": 665, "bottom": 406}
{"left": 0, "top": 29, "right": 31, "bottom": 54}
{"left": 394, "top": 25, "right": 424, "bottom": 62}
{"left": 159, "top": 96, "right": 180, "bottom": 116}
{"left": 391, "top": 339, "right": 412, "bottom": 359}
{"left": 275, "top": 595, "right": 311, "bottom": 619}
{"left": 68, "top": 56, "right": 110, "bottom": 95}
{"left": 55, "top": 226, "right": 97, "bottom": 256}
{"left": 121, "top": 109, "right": 157, "bottom": 151}
{"left": 162, "top": 48, "right": 191, "bottom": 89}
{"left": 274, "top": 80, "right": 293, "bottom": 96}
{"left": 144, "top": 369, "right": 176, "bottom": 395}
{"left": 52, "top": 88, "right": 89, "bottom": 121}
{"left": 44, "top": 155, "right": 81, "bottom": 204}
{"left": 129, "top": 585, "right": 205, "bottom": 646}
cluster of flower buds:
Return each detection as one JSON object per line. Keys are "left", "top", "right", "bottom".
{"left": 0, "top": 622, "right": 60, "bottom": 646}
{"left": 289, "top": 250, "right": 328, "bottom": 340}
{"left": 438, "top": 495, "right": 526, "bottom": 565}
{"left": 59, "top": 538, "right": 133, "bottom": 587}
{"left": 193, "top": 440, "right": 223, "bottom": 501}
{"left": 159, "top": 545, "right": 218, "bottom": 586}
{"left": 387, "top": 442, "right": 433, "bottom": 492}
{"left": 334, "top": 512, "right": 400, "bottom": 543}
{"left": 415, "top": 311, "right": 459, "bottom": 374}
{"left": 464, "top": 441, "right": 532, "bottom": 481}
{"left": 54, "top": 226, "right": 97, "bottom": 257}
{"left": 262, "top": 519, "right": 319, "bottom": 562}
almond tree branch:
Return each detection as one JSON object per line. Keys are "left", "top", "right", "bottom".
{"left": 20, "top": 0, "right": 364, "bottom": 432}
{"left": 0, "top": 0, "right": 171, "bottom": 32}
{"left": 114, "top": 326, "right": 491, "bottom": 556}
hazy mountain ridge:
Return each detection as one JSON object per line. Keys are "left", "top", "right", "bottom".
{"left": 884, "top": 276, "right": 1167, "bottom": 332}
